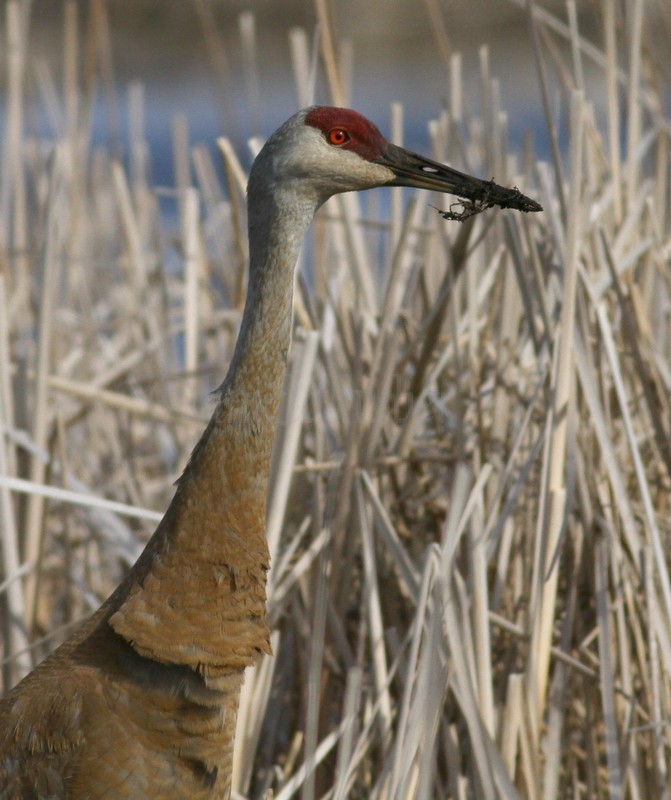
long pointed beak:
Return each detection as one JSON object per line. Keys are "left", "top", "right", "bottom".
{"left": 374, "top": 142, "right": 542, "bottom": 215}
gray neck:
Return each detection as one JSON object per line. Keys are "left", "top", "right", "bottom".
{"left": 107, "top": 180, "right": 320, "bottom": 671}
{"left": 219, "top": 183, "right": 317, "bottom": 425}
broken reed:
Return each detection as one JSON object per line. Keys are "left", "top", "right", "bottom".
{"left": 1, "top": 1, "right": 670, "bottom": 798}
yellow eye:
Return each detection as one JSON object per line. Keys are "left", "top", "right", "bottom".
{"left": 328, "top": 128, "right": 350, "bottom": 146}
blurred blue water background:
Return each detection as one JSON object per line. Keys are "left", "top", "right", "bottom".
{"left": 13, "top": 2, "right": 576, "bottom": 177}
{"left": 5, "top": 1, "right": 669, "bottom": 203}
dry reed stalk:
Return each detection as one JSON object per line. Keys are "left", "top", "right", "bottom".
{"left": 238, "top": 12, "right": 261, "bottom": 135}
{"left": 0, "top": 278, "right": 30, "bottom": 685}
{"left": 288, "top": 27, "right": 318, "bottom": 109}
{"left": 23, "top": 146, "right": 69, "bottom": 629}
{"left": 356, "top": 479, "right": 393, "bottom": 743}
{"left": 313, "top": 0, "right": 344, "bottom": 107}
{"left": 332, "top": 665, "right": 363, "bottom": 799}
{"left": 182, "top": 186, "right": 202, "bottom": 404}
{"left": 2, "top": 1, "right": 29, "bottom": 321}
{"left": 48, "top": 374, "right": 205, "bottom": 428}
{"left": 527, "top": 89, "right": 584, "bottom": 741}
{"left": 267, "top": 333, "right": 320, "bottom": 561}
{"left": 0, "top": 476, "right": 161, "bottom": 528}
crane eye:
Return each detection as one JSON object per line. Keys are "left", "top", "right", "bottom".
{"left": 328, "top": 128, "right": 350, "bottom": 146}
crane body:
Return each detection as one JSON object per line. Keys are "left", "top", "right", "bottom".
{"left": 0, "top": 106, "right": 540, "bottom": 798}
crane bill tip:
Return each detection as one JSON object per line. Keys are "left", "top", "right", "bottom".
{"left": 431, "top": 184, "right": 542, "bottom": 222}
{"left": 502, "top": 189, "right": 543, "bottom": 213}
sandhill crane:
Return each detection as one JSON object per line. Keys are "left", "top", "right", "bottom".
{"left": 0, "top": 106, "right": 540, "bottom": 798}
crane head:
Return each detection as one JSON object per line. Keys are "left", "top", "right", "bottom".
{"left": 249, "top": 106, "right": 542, "bottom": 218}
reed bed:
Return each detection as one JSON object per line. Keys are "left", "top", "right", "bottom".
{"left": 1, "top": 0, "right": 670, "bottom": 797}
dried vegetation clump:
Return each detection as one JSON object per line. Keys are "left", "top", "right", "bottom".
{"left": 1, "top": 0, "right": 670, "bottom": 797}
